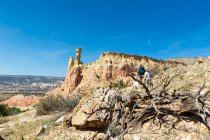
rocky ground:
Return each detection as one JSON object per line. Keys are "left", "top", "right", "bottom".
{"left": 0, "top": 52, "right": 210, "bottom": 140}
{"left": 0, "top": 106, "right": 209, "bottom": 140}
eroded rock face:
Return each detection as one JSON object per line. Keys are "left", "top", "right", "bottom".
{"left": 75, "top": 48, "right": 82, "bottom": 65}
{"left": 54, "top": 51, "right": 184, "bottom": 95}
{"left": 72, "top": 88, "right": 118, "bottom": 129}
{"left": 67, "top": 56, "right": 74, "bottom": 72}
{"left": 64, "top": 66, "right": 83, "bottom": 92}
{"left": 0, "top": 94, "right": 39, "bottom": 107}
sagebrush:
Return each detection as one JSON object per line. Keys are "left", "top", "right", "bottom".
{"left": 36, "top": 95, "right": 80, "bottom": 115}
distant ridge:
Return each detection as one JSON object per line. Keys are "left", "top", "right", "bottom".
{"left": 0, "top": 75, "right": 64, "bottom": 94}
{"left": 168, "top": 57, "right": 207, "bottom": 65}
{"left": 0, "top": 74, "right": 64, "bottom": 79}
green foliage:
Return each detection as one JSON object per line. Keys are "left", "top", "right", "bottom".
{"left": 0, "top": 104, "right": 21, "bottom": 117}
{"left": 36, "top": 95, "right": 80, "bottom": 115}
{"left": 110, "top": 80, "right": 128, "bottom": 89}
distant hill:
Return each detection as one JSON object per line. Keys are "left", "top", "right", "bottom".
{"left": 0, "top": 75, "right": 64, "bottom": 94}
{"left": 0, "top": 74, "right": 64, "bottom": 83}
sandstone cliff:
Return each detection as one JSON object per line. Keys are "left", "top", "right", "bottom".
{"left": 50, "top": 50, "right": 184, "bottom": 96}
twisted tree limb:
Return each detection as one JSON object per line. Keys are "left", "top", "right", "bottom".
{"left": 100, "top": 73, "right": 210, "bottom": 139}
{"left": 126, "top": 73, "right": 152, "bottom": 98}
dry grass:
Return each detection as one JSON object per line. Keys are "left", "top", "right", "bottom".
{"left": 0, "top": 109, "right": 61, "bottom": 140}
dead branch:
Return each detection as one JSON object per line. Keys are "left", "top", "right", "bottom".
{"left": 203, "top": 89, "right": 210, "bottom": 97}
{"left": 126, "top": 73, "right": 152, "bottom": 98}
{"left": 198, "top": 82, "right": 206, "bottom": 95}
{"left": 101, "top": 73, "right": 210, "bottom": 139}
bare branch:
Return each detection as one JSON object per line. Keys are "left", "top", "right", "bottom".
{"left": 127, "top": 73, "right": 152, "bottom": 98}
{"left": 197, "top": 82, "right": 206, "bottom": 95}
{"left": 162, "top": 72, "right": 181, "bottom": 91}
{"left": 203, "top": 89, "right": 210, "bottom": 97}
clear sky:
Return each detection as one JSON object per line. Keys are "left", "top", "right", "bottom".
{"left": 0, "top": 0, "right": 210, "bottom": 76}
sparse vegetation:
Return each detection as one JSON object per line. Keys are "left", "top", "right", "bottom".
{"left": 110, "top": 80, "right": 128, "bottom": 89}
{"left": 180, "top": 83, "right": 193, "bottom": 91}
{"left": 0, "top": 104, "right": 22, "bottom": 117}
{"left": 0, "top": 117, "right": 10, "bottom": 124}
{"left": 36, "top": 95, "right": 80, "bottom": 115}
{"left": 0, "top": 111, "right": 60, "bottom": 139}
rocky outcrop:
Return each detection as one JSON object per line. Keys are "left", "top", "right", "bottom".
{"left": 67, "top": 56, "right": 74, "bottom": 72}
{"left": 75, "top": 48, "right": 82, "bottom": 65}
{"left": 64, "top": 65, "right": 83, "bottom": 92}
{"left": 52, "top": 49, "right": 185, "bottom": 95}
{"left": 67, "top": 48, "right": 82, "bottom": 72}
{"left": 72, "top": 88, "right": 118, "bottom": 129}
{"left": 0, "top": 94, "right": 39, "bottom": 107}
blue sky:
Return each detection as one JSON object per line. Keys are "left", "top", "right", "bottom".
{"left": 0, "top": 0, "right": 210, "bottom": 76}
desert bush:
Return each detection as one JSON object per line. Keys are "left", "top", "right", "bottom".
{"left": 36, "top": 95, "right": 80, "bottom": 115}
{"left": 110, "top": 80, "right": 128, "bottom": 89}
{"left": 0, "top": 104, "right": 21, "bottom": 117}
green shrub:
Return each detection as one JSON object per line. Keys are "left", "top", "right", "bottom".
{"left": 36, "top": 95, "right": 80, "bottom": 115}
{"left": 110, "top": 80, "right": 128, "bottom": 89}
{"left": 0, "top": 104, "right": 21, "bottom": 117}
{"left": 59, "top": 95, "right": 80, "bottom": 112}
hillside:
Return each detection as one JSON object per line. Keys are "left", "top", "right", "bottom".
{"left": 0, "top": 49, "right": 210, "bottom": 140}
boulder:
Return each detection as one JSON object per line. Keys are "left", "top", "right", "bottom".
{"left": 71, "top": 88, "right": 117, "bottom": 129}
{"left": 64, "top": 113, "right": 73, "bottom": 127}
{"left": 55, "top": 115, "right": 65, "bottom": 125}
